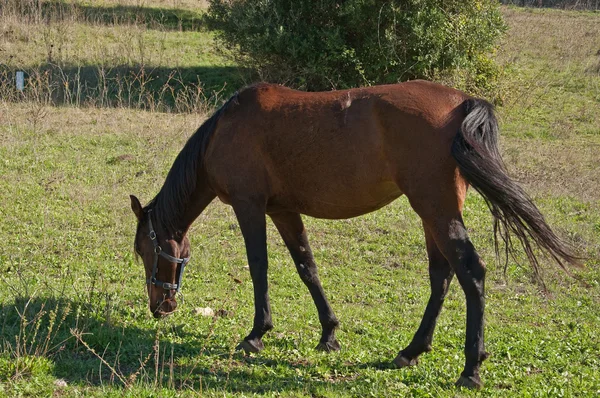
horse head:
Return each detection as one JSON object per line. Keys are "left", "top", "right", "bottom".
{"left": 130, "top": 195, "right": 190, "bottom": 318}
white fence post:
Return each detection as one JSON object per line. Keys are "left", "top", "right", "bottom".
{"left": 16, "top": 71, "right": 25, "bottom": 91}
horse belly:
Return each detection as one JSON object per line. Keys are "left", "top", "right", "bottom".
{"left": 269, "top": 176, "right": 403, "bottom": 219}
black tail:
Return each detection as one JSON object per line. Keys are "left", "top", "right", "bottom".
{"left": 452, "top": 98, "right": 580, "bottom": 280}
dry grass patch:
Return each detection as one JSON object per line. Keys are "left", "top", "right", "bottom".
{"left": 495, "top": 7, "right": 600, "bottom": 142}
{"left": 503, "top": 136, "right": 600, "bottom": 201}
{"left": 498, "top": 7, "right": 600, "bottom": 69}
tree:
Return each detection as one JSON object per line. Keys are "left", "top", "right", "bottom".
{"left": 207, "top": 0, "right": 506, "bottom": 92}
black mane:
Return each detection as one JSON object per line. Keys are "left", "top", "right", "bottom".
{"left": 144, "top": 93, "right": 238, "bottom": 234}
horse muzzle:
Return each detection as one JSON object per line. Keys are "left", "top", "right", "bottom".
{"left": 151, "top": 298, "right": 178, "bottom": 318}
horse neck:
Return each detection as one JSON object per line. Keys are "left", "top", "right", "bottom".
{"left": 182, "top": 178, "right": 215, "bottom": 233}
{"left": 171, "top": 174, "right": 216, "bottom": 237}
{"left": 153, "top": 169, "right": 216, "bottom": 239}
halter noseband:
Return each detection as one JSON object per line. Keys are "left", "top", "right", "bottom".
{"left": 146, "top": 210, "right": 190, "bottom": 293}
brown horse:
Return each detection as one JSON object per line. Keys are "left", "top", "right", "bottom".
{"left": 130, "top": 80, "right": 578, "bottom": 389}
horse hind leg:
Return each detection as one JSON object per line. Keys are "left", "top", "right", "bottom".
{"left": 270, "top": 211, "right": 340, "bottom": 351}
{"left": 393, "top": 223, "right": 454, "bottom": 367}
{"left": 428, "top": 214, "right": 488, "bottom": 389}
{"left": 403, "top": 174, "right": 488, "bottom": 389}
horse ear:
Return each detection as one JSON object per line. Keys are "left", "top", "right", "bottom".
{"left": 130, "top": 195, "right": 144, "bottom": 221}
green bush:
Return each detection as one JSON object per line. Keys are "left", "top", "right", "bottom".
{"left": 207, "top": 0, "right": 506, "bottom": 92}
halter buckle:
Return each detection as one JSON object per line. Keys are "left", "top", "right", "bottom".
{"left": 160, "top": 282, "right": 178, "bottom": 290}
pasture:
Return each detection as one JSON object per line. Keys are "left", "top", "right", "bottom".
{"left": 1, "top": 2, "right": 599, "bottom": 396}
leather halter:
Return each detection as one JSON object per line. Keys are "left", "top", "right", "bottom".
{"left": 146, "top": 210, "right": 190, "bottom": 293}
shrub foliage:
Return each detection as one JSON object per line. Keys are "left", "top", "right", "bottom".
{"left": 207, "top": 0, "right": 506, "bottom": 91}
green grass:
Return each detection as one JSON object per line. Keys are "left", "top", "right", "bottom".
{"left": 495, "top": 7, "right": 600, "bottom": 139}
{"left": 1, "top": 105, "right": 599, "bottom": 397}
{"left": 0, "top": 2, "right": 599, "bottom": 397}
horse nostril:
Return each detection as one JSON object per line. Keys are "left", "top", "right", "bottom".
{"left": 165, "top": 299, "right": 177, "bottom": 313}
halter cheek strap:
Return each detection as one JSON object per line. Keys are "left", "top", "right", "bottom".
{"left": 146, "top": 211, "right": 190, "bottom": 293}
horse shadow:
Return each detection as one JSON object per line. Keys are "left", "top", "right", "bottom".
{"left": 0, "top": 296, "right": 438, "bottom": 394}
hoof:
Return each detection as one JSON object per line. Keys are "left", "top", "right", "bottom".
{"left": 236, "top": 338, "right": 264, "bottom": 354}
{"left": 455, "top": 375, "right": 483, "bottom": 390}
{"left": 392, "top": 354, "right": 418, "bottom": 368}
{"left": 316, "top": 339, "right": 340, "bottom": 352}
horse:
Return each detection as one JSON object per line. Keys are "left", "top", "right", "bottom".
{"left": 130, "top": 80, "right": 578, "bottom": 389}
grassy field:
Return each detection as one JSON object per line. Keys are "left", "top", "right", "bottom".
{"left": 1, "top": 2, "right": 599, "bottom": 397}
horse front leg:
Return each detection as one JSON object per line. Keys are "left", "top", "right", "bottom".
{"left": 270, "top": 212, "right": 340, "bottom": 351}
{"left": 233, "top": 200, "right": 272, "bottom": 353}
